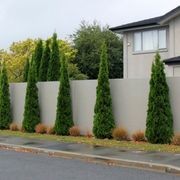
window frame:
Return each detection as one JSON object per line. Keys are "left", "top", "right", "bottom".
{"left": 133, "top": 28, "right": 168, "bottom": 54}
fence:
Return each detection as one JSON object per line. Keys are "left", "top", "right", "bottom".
{"left": 10, "top": 78, "right": 180, "bottom": 134}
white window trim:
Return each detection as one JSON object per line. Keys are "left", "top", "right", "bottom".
{"left": 133, "top": 28, "right": 168, "bottom": 54}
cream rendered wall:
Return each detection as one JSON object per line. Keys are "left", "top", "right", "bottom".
{"left": 9, "top": 79, "right": 180, "bottom": 135}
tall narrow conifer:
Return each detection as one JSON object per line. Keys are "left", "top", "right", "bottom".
{"left": 93, "top": 42, "right": 115, "bottom": 139}
{"left": 0, "top": 63, "right": 11, "bottom": 129}
{"left": 22, "top": 56, "right": 40, "bottom": 132}
{"left": 146, "top": 53, "right": 173, "bottom": 144}
{"left": 54, "top": 55, "right": 73, "bottom": 135}
{"left": 39, "top": 39, "right": 51, "bottom": 81}
{"left": 47, "top": 33, "right": 60, "bottom": 81}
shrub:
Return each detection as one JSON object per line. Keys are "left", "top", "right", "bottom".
{"left": 146, "top": 53, "right": 173, "bottom": 144}
{"left": 22, "top": 57, "right": 40, "bottom": 133}
{"left": 132, "top": 130, "right": 146, "bottom": 142}
{"left": 35, "top": 123, "right": 47, "bottom": 134}
{"left": 85, "top": 131, "right": 93, "bottom": 138}
{"left": 172, "top": 134, "right": 180, "bottom": 146}
{"left": 54, "top": 55, "right": 74, "bottom": 135}
{"left": 46, "top": 126, "right": 55, "bottom": 135}
{"left": 112, "top": 127, "right": 129, "bottom": 141}
{"left": 0, "top": 63, "right": 12, "bottom": 130}
{"left": 93, "top": 42, "right": 115, "bottom": 139}
{"left": 9, "top": 123, "right": 19, "bottom": 131}
{"left": 69, "top": 126, "right": 80, "bottom": 136}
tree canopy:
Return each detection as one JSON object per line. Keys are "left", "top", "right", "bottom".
{"left": 72, "top": 21, "right": 123, "bottom": 79}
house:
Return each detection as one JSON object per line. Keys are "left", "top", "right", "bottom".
{"left": 110, "top": 6, "right": 180, "bottom": 78}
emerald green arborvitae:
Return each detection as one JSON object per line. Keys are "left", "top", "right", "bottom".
{"left": 54, "top": 55, "right": 74, "bottom": 135}
{"left": 93, "top": 42, "right": 115, "bottom": 139}
{"left": 23, "top": 58, "right": 30, "bottom": 82}
{"left": 34, "top": 39, "right": 43, "bottom": 78}
{"left": 145, "top": 52, "right": 173, "bottom": 144}
{"left": 22, "top": 57, "right": 40, "bottom": 132}
{"left": 39, "top": 39, "right": 51, "bottom": 81}
{"left": 47, "top": 33, "right": 60, "bottom": 81}
{"left": 0, "top": 63, "right": 11, "bottom": 129}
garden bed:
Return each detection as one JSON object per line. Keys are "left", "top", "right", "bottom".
{"left": 0, "top": 130, "right": 179, "bottom": 153}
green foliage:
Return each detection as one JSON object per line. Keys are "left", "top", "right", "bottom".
{"left": 47, "top": 33, "right": 60, "bottom": 81}
{"left": 0, "top": 39, "right": 36, "bottom": 82}
{"left": 93, "top": 42, "right": 115, "bottom": 139}
{"left": 34, "top": 39, "right": 43, "bottom": 78}
{"left": 73, "top": 21, "right": 123, "bottom": 79}
{"left": 146, "top": 53, "right": 173, "bottom": 144}
{"left": 54, "top": 55, "right": 74, "bottom": 135}
{"left": 22, "top": 56, "right": 40, "bottom": 132}
{"left": 23, "top": 58, "right": 30, "bottom": 82}
{"left": 39, "top": 39, "right": 51, "bottom": 81}
{"left": 0, "top": 63, "right": 11, "bottom": 129}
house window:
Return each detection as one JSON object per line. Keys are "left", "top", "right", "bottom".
{"left": 134, "top": 29, "right": 167, "bottom": 52}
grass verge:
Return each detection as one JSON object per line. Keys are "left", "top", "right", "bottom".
{"left": 0, "top": 130, "right": 179, "bottom": 153}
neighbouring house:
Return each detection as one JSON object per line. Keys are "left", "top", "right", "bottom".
{"left": 110, "top": 6, "right": 180, "bottom": 78}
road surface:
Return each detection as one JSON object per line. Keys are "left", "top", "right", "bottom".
{"left": 0, "top": 150, "right": 179, "bottom": 180}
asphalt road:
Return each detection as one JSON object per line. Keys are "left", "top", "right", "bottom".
{"left": 0, "top": 150, "right": 179, "bottom": 180}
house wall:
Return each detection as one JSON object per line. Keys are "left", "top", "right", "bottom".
{"left": 9, "top": 79, "right": 180, "bottom": 134}
{"left": 123, "top": 15, "right": 180, "bottom": 78}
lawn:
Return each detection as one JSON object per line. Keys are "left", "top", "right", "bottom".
{"left": 0, "top": 130, "right": 179, "bottom": 153}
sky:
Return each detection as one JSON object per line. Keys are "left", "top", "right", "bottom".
{"left": 0, "top": 0, "right": 180, "bottom": 49}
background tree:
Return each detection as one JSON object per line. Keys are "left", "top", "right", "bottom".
{"left": 54, "top": 55, "right": 74, "bottom": 135}
{"left": 0, "top": 39, "right": 36, "bottom": 82}
{"left": 39, "top": 39, "right": 51, "bottom": 81}
{"left": 22, "top": 56, "right": 40, "bottom": 132}
{"left": 146, "top": 53, "right": 173, "bottom": 144}
{"left": 23, "top": 58, "right": 30, "bottom": 82}
{"left": 72, "top": 21, "right": 123, "bottom": 79}
{"left": 93, "top": 42, "right": 115, "bottom": 139}
{"left": 47, "top": 33, "right": 60, "bottom": 81}
{"left": 0, "top": 63, "right": 11, "bottom": 129}
{"left": 0, "top": 38, "right": 86, "bottom": 82}
{"left": 34, "top": 39, "right": 43, "bottom": 78}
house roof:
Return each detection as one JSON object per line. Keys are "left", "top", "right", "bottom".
{"left": 163, "top": 56, "right": 180, "bottom": 65}
{"left": 110, "top": 6, "right": 180, "bottom": 32}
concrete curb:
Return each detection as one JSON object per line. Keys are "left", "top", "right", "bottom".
{"left": 0, "top": 142, "right": 179, "bottom": 175}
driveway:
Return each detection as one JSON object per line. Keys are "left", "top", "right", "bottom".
{"left": 0, "top": 150, "right": 179, "bottom": 180}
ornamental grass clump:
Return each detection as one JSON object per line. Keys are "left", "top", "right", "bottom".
{"left": 69, "top": 126, "right": 80, "bottom": 137}
{"left": 112, "top": 127, "right": 129, "bottom": 141}
{"left": 132, "top": 130, "right": 146, "bottom": 142}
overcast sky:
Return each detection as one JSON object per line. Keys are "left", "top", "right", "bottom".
{"left": 0, "top": 0, "right": 180, "bottom": 49}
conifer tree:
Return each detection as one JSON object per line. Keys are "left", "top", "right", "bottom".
{"left": 22, "top": 56, "right": 40, "bottom": 132}
{"left": 146, "top": 53, "right": 173, "bottom": 144}
{"left": 93, "top": 42, "right": 115, "bottom": 139}
{"left": 23, "top": 58, "right": 30, "bottom": 82}
{"left": 54, "top": 55, "right": 74, "bottom": 135}
{"left": 0, "top": 63, "right": 11, "bottom": 129}
{"left": 39, "top": 39, "right": 51, "bottom": 81}
{"left": 47, "top": 33, "right": 60, "bottom": 81}
{"left": 34, "top": 39, "right": 43, "bottom": 78}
